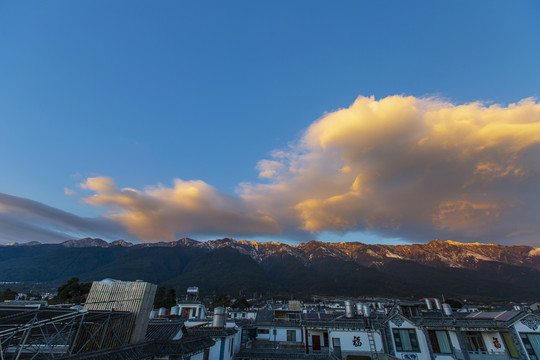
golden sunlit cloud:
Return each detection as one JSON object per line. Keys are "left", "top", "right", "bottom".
{"left": 241, "top": 95, "right": 540, "bottom": 244}
{"left": 79, "top": 95, "right": 540, "bottom": 245}
{"left": 80, "top": 177, "right": 280, "bottom": 241}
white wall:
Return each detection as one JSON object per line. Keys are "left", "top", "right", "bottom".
{"left": 233, "top": 329, "right": 242, "bottom": 355}
{"left": 513, "top": 316, "right": 540, "bottom": 334}
{"left": 512, "top": 317, "right": 540, "bottom": 360}
{"left": 447, "top": 331, "right": 460, "bottom": 352}
{"left": 255, "top": 326, "right": 271, "bottom": 340}
{"left": 207, "top": 339, "right": 221, "bottom": 360}
{"left": 255, "top": 326, "right": 302, "bottom": 343}
{"left": 328, "top": 330, "right": 383, "bottom": 353}
{"left": 387, "top": 316, "right": 431, "bottom": 360}
{"left": 308, "top": 330, "right": 327, "bottom": 347}
{"left": 481, "top": 331, "right": 507, "bottom": 354}
{"left": 190, "top": 352, "right": 205, "bottom": 360}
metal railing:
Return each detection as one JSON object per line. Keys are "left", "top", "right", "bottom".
{"left": 454, "top": 349, "right": 511, "bottom": 360}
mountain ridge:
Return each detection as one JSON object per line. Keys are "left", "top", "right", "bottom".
{"left": 1, "top": 237, "right": 538, "bottom": 300}
{"left": 2, "top": 237, "right": 539, "bottom": 270}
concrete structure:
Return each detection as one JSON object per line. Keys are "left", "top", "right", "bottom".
{"left": 177, "top": 300, "right": 208, "bottom": 320}
{"left": 234, "top": 300, "right": 540, "bottom": 360}
{"left": 84, "top": 279, "right": 157, "bottom": 344}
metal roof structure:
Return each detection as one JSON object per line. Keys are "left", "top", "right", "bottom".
{"left": 0, "top": 305, "right": 131, "bottom": 359}
{"left": 57, "top": 337, "right": 216, "bottom": 360}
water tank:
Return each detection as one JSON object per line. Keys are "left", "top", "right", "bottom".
{"left": 187, "top": 287, "right": 199, "bottom": 296}
{"left": 433, "top": 298, "right": 442, "bottom": 310}
{"left": 362, "top": 304, "right": 371, "bottom": 317}
{"left": 344, "top": 301, "right": 354, "bottom": 318}
{"left": 377, "top": 302, "right": 383, "bottom": 309}
{"left": 442, "top": 303, "right": 453, "bottom": 316}
{"left": 158, "top": 307, "right": 168, "bottom": 317}
{"left": 213, "top": 307, "right": 226, "bottom": 327}
{"left": 424, "top": 298, "right": 433, "bottom": 310}
{"left": 170, "top": 305, "right": 179, "bottom": 316}
{"left": 150, "top": 310, "right": 158, "bottom": 319}
{"left": 356, "top": 302, "right": 363, "bottom": 316}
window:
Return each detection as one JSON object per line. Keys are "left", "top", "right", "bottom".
{"left": 464, "top": 331, "right": 486, "bottom": 352}
{"left": 428, "top": 330, "right": 451, "bottom": 354}
{"left": 287, "top": 330, "right": 297, "bottom": 342}
{"left": 392, "top": 329, "right": 420, "bottom": 352}
{"left": 257, "top": 328, "right": 269, "bottom": 334}
{"left": 332, "top": 338, "right": 341, "bottom": 348}
{"left": 520, "top": 333, "right": 540, "bottom": 360}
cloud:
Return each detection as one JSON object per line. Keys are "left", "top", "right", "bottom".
{"left": 18, "top": 94, "right": 536, "bottom": 246}
{"left": 0, "top": 193, "right": 133, "bottom": 243}
{"left": 79, "top": 177, "right": 280, "bottom": 241}
{"left": 64, "top": 187, "right": 77, "bottom": 196}
{"left": 240, "top": 95, "right": 540, "bottom": 245}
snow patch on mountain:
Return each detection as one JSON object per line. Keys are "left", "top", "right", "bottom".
{"left": 528, "top": 248, "right": 540, "bottom": 257}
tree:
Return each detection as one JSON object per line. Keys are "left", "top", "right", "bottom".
{"left": 52, "top": 277, "right": 91, "bottom": 304}
{"left": 154, "top": 287, "right": 177, "bottom": 309}
{"left": 231, "top": 296, "right": 250, "bottom": 310}
{"left": 444, "top": 298, "right": 463, "bottom": 309}
{"left": 0, "top": 288, "right": 18, "bottom": 301}
{"left": 212, "top": 294, "right": 231, "bottom": 309}
{"left": 154, "top": 286, "right": 166, "bottom": 308}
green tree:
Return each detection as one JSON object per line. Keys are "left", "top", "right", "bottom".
{"left": 0, "top": 288, "right": 18, "bottom": 301}
{"left": 154, "top": 287, "right": 177, "bottom": 309}
{"left": 444, "top": 298, "right": 463, "bottom": 309}
{"left": 231, "top": 296, "right": 250, "bottom": 310}
{"left": 212, "top": 294, "right": 231, "bottom": 309}
{"left": 52, "top": 277, "right": 91, "bottom": 304}
{"left": 154, "top": 286, "right": 166, "bottom": 308}
{"left": 163, "top": 288, "right": 177, "bottom": 309}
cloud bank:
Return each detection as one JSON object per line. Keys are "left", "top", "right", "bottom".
{"left": 3, "top": 95, "right": 540, "bottom": 245}
{"left": 0, "top": 193, "right": 133, "bottom": 243}
{"left": 243, "top": 95, "right": 540, "bottom": 244}
{"left": 80, "top": 177, "right": 280, "bottom": 241}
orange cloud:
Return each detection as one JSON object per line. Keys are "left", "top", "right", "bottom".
{"left": 80, "top": 177, "right": 280, "bottom": 241}
{"left": 80, "top": 95, "right": 540, "bottom": 244}
{"left": 433, "top": 200, "right": 501, "bottom": 234}
{"left": 241, "top": 95, "right": 540, "bottom": 244}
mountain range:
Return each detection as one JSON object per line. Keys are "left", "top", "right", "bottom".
{"left": 1, "top": 238, "right": 539, "bottom": 301}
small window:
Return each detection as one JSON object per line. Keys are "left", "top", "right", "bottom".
{"left": 332, "top": 338, "right": 341, "bottom": 348}
{"left": 428, "top": 330, "right": 451, "bottom": 354}
{"left": 464, "top": 331, "right": 486, "bottom": 352}
{"left": 392, "top": 329, "right": 420, "bottom": 352}
{"left": 257, "top": 328, "right": 269, "bottom": 334}
{"left": 520, "top": 333, "right": 540, "bottom": 360}
{"left": 287, "top": 330, "right": 297, "bottom": 342}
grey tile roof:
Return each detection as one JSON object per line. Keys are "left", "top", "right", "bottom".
{"left": 188, "top": 327, "right": 237, "bottom": 338}
{"left": 255, "top": 310, "right": 275, "bottom": 323}
{"left": 145, "top": 322, "right": 184, "bottom": 341}
{"left": 58, "top": 338, "right": 215, "bottom": 360}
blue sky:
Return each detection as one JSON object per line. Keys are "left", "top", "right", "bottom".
{"left": 1, "top": 1, "right": 539, "bottom": 245}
